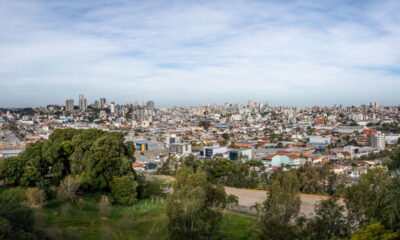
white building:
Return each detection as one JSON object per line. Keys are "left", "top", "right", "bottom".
{"left": 201, "top": 146, "right": 227, "bottom": 159}
{"left": 170, "top": 142, "right": 192, "bottom": 155}
{"left": 371, "top": 132, "right": 385, "bottom": 150}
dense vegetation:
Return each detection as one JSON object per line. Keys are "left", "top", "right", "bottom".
{"left": 0, "top": 186, "right": 258, "bottom": 240}
{"left": 0, "top": 129, "right": 136, "bottom": 196}
{"left": 162, "top": 155, "right": 347, "bottom": 196}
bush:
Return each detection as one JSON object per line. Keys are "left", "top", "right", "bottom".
{"left": 76, "top": 198, "right": 86, "bottom": 211}
{"left": 57, "top": 176, "right": 80, "bottom": 202}
{"left": 137, "top": 179, "right": 165, "bottom": 199}
{"left": 25, "top": 188, "right": 46, "bottom": 208}
{"left": 61, "top": 202, "right": 71, "bottom": 216}
{"left": 99, "top": 195, "right": 112, "bottom": 218}
{"left": 110, "top": 175, "right": 137, "bottom": 205}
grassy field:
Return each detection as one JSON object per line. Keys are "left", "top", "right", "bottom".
{"left": 1, "top": 187, "right": 259, "bottom": 240}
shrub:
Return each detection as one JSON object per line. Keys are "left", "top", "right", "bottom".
{"left": 61, "top": 202, "right": 71, "bottom": 216}
{"left": 26, "top": 188, "right": 46, "bottom": 208}
{"left": 99, "top": 195, "right": 112, "bottom": 218}
{"left": 110, "top": 175, "right": 137, "bottom": 205}
{"left": 76, "top": 198, "right": 86, "bottom": 211}
{"left": 137, "top": 179, "right": 165, "bottom": 199}
{"left": 57, "top": 176, "right": 80, "bottom": 202}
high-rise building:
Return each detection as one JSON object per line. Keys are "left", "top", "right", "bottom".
{"left": 371, "top": 131, "right": 385, "bottom": 150}
{"left": 110, "top": 102, "right": 116, "bottom": 114}
{"left": 79, "top": 94, "right": 87, "bottom": 112}
{"left": 100, "top": 98, "right": 106, "bottom": 109}
{"left": 94, "top": 100, "right": 100, "bottom": 108}
{"left": 65, "top": 99, "right": 74, "bottom": 112}
{"left": 146, "top": 100, "right": 155, "bottom": 109}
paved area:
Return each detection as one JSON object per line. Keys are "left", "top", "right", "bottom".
{"left": 148, "top": 174, "right": 331, "bottom": 217}
{"left": 225, "top": 187, "right": 329, "bottom": 217}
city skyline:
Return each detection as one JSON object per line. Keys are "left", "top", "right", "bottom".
{"left": 1, "top": 0, "right": 399, "bottom": 107}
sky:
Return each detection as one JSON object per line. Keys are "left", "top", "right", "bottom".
{"left": 0, "top": 0, "right": 399, "bottom": 107}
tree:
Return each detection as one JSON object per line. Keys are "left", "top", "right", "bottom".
{"left": 305, "top": 198, "right": 350, "bottom": 240}
{"left": 225, "top": 194, "right": 238, "bottom": 210}
{"left": 251, "top": 202, "right": 263, "bottom": 220}
{"left": 1, "top": 156, "right": 25, "bottom": 185}
{"left": 260, "top": 170, "right": 301, "bottom": 240}
{"left": 221, "top": 133, "right": 230, "bottom": 140}
{"left": 99, "top": 195, "right": 112, "bottom": 219}
{"left": 351, "top": 223, "right": 400, "bottom": 240}
{"left": 136, "top": 174, "right": 165, "bottom": 199}
{"left": 343, "top": 168, "right": 389, "bottom": 227}
{"left": 83, "top": 132, "right": 134, "bottom": 191}
{"left": 388, "top": 147, "right": 400, "bottom": 170}
{"left": 199, "top": 121, "right": 211, "bottom": 130}
{"left": 0, "top": 192, "right": 39, "bottom": 240}
{"left": 378, "top": 173, "right": 400, "bottom": 230}
{"left": 1, "top": 129, "right": 136, "bottom": 196}
{"left": 296, "top": 162, "right": 330, "bottom": 194}
{"left": 166, "top": 168, "right": 226, "bottom": 240}
{"left": 57, "top": 175, "right": 81, "bottom": 202}
{"left": 110, "top": 175, "right": 137, "bottom": 205}
{"left": 25, "top": 188, "right": 46, "bottom": 208}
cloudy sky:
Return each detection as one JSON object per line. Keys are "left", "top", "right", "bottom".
{"left": 0, "top": 0, "right": 399, "bottom": 107}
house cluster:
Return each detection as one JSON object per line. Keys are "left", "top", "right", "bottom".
{"left": 1, "top": 100, "right": 399, "bottom": 180}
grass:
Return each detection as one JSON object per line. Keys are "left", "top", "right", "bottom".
{"left": 0, "top": 187, "right": 259, "bottom": 240}
{"left": 39, "top": 198, "right": 259, "bottom": 240}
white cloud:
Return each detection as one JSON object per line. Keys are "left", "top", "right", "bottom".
{"left": 0, "top": 0, "right": 399, "bottom": 107}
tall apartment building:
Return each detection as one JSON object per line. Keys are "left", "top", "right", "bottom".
{"left": 79, "top": 94, "right": 87, "bottom": 112}
{"left": 100, "top": 98, "right": 106, "bottom": 109}
{"left": 110, "top": 102, "right": 116, "bottom": 114}
{"left": 146, "top": 100, "right": 155, "bottom": 110}
{"left": 65, "top": 99, "right": 74, "bottom": 112}
{"left": 371, "top": 131, "right": 385, "bottom": 150}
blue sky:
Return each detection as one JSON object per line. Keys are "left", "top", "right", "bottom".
{"left": 0, "top": 0, "right": 399, "bottom": 107}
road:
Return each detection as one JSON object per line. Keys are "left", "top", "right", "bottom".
{"left": 225, "top": 187, "right": 329, "bottom": 217}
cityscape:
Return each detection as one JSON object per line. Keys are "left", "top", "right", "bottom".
{"left": 1, "top": 0, "right": 400, "bottom": 240}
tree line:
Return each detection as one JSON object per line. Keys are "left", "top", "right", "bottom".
{"left": 159, "top": 154, "right": 350, "bottom": 196}
{"left": 165, "top": 150, "right": 400, "bottom": 240}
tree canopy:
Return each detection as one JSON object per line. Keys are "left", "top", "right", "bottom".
{"left": 1, "top": 129, "right": 136, "bottom": 195}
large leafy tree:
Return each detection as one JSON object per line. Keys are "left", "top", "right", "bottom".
{"left": 378, "top": 173, "right": 400, "bottom": 230}
{"left": 1, "top": 129, "right": 136, "bottom": 196}
{"left": 83, "top": 132, "right": 133, "bottom": 191}
{"left": 296, "top": 162, "right": 330, "bottom": 194}
{"left": 166, "top": 168, "right": 226, "bottom": 240}
{"left": 305, "top": 198, "right": 350, "bottom": 240}
{"left": 343, "top": 168, "right": 389, "bottom": 227}
{"left": 260, "top": 170, "right": 301, "bottom": 240}
{"left": 388, "top": 147, "right": 400, "bottom": 170}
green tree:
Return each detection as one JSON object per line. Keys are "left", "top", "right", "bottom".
{"left": 199, "top": 121, "right": 211, "bottom": 130}
{"left": 260, "top": 170, "right": 301, "bottom": 240}
{"left": 296, "top": 162, "right": 330, "bottom": 194}
{"left": 1, "top": 156, "right": 25, "bottom": 185}
{"left": 388, "top": 147, "right": 400, "bottom": 170}
{"left": 0, "top": 191, "right": 39, "bottom": 240}
{"left": 221, "top": 133, "right": 230, "bottom": 140}
{"left": 83, "top": 132, "right": 133, "bottom": 191}
{"left": 166, "top": 168, "right": 226, "bottom": 240}
{"left": 225, "top": 194, "right": 238, "bottom": 210}
{"left": 305, "top": 198, "right": 350, "bottom": 240}
{"left": 343, "top": 168, "right": 389, "bottom": 227}
{"left": 351, "top": 223, "right": 400, "bottom": 240}
{"left": 378, "top": 173, "right": 400, "bottom": 230}
{"left": 110, "top": 175, "right": 138, "bottom": 205}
